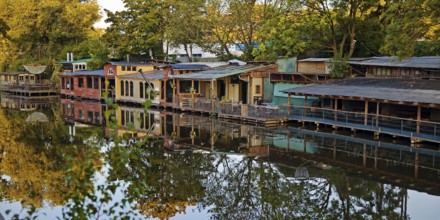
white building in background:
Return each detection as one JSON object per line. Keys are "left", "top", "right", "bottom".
{"left": 164, "top": 43, "right": 243, "bottom": 62}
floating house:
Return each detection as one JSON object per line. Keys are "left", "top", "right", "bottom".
{"left": 348, "top": 56, "right": 440, "bottom": 79}
{"left": 270, "top": 58, "right": 330, "bottom": 106}
{"left": 104, "top": 61, "right": 157, "bottom": 98}
{"left": 0, "top": 65, "right": 57, "bottom": 96}
{"left": 59, "top": 57, "right": 92, "bottom": 73}
{"left": 116, "top": 64, "right": 209, "bottom": 107}
{"left": 282, "top": 78, "right": 440, "bottom": 143}
{"left": 59, "top": 70, "right": 105, "bottom": 100}
{"left": 0, "top": 93, "right": 57, "bottom": 111}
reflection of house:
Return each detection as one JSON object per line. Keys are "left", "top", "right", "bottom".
{"left": 0, "top": 94, "right": 57, "bottom": 111}
{"left": 349, "top": 56, "right": 440, "bottom": 78}
{"left": 115, "top": 106, "right": 162, "bottom": 137}
{"left": 59, "top": 70, "right": 105, "bottom": 100}
{"left": 104, "top": 61, "right": 157, "bottom": 98}
{"left": 60, "top": 99, "right": 105, "bottom": 125}
{"left": 0, "top": 65, "right": 57, "bottom": 96}
{"left": 282, "top": 78, "right": 440, "bottom": 143}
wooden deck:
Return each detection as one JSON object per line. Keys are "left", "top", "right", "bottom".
{"left": 171, "top": 97, "right": 287, "bottom": 126}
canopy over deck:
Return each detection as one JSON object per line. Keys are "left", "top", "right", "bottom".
{"left": 23, "top": 65, "right": 47, "bottom": 74}
{"left": 348, "top": 56, "right": 440, "bottom": 69}
{"left": 282, "top": 78, "right": 440, "bottom": 107}
{"left": 170, "top": 64, "right": 271, "bottom": 81}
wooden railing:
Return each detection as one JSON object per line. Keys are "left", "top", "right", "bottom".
{"left": 287, "top": 106, "right": 440, "bottom": 142}
{"left": 172, "top": 96, "right": 288, "bottom": 120}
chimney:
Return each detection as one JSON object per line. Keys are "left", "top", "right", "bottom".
{"left": 70, "top": 53, "right": 74, "bottom": 62}
{"left": 67, "top": 53, "right": 69, "bottom": 62}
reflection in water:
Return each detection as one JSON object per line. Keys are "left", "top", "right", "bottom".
{"left": 0, "top": 100, "right": 439, "bottom": 219}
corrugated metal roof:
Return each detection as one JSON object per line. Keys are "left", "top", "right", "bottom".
{"left": 106, "top": 61, "right": 155, "bottom": 66}
{"left": 119, "top": 70, "right": 165, "bottom": 80}
{"left": 298, "top": 58, "right": 331, "bottom": 62}
{"left": 59, "top": 70, "right": 104, "bottom": 77}
{"left": 282, "top": 78, "right": 440, "bottom": 105}
{"left": 168, "top": 64, "right": 209, "bottom": 70}
{"left": 170, "top": 64, "right": 270, "bottom": 80}
{"left": 348, "top": 56, "right": 440, "bottom": 69}
{"left": 59, "top": 58, "right": 92, "bottom": 64}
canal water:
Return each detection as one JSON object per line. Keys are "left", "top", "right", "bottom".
{"left": 0, "top": 97, "right": 439, "bottom": 219}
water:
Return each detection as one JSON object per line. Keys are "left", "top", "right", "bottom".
{"left": 0, "top": 97, "right": 439, "bottom": 219}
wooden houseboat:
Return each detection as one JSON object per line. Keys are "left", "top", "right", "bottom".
{"left": 59, "top": 57, "right": 92, "bottom": 73}
{"left": 282, "top": 78, "right": 440, "bottom": 143}
{"left": 0, "top": 65, "right": 57, "bottom": 96}
{"left": 59, "top": 70, "right": 105, "bottom": 100}
{"left": 104, "top": 61, "right": 157, "bottom": 98}
{"left": 115, "top": 64, "right": 209, "bottom": 107}
{"left": 348, "top": 56, "right": 440, "bottom": 79}
{"left": 270, "top": 58, "right": 330, "bottom": 106}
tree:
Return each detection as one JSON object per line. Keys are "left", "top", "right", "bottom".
{"left": 103, "top": 0, "right": 169, "bottom": 60}
{"left": 165, "top": 0, "right": 207, "bottom": 62}
{"left": 0, "top": 0, "right": 100, "bottom": 71}
{"left": 381, "top": 0, "right": 440, "bottom": 59}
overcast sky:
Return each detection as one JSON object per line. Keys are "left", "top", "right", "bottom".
{"left": 95, "top": 0, "right": 125, "bottom": 28}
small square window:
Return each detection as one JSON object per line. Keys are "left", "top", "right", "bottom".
{"left": 256, "top": 85, "right": 261, "bottom": 94}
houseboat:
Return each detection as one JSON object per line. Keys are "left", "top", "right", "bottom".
{"left": 0, "top": 65, "right": 57, "bottom": 96}
{"left": 59, "top": 70, "right": 105, "bottom": 100}
{"left": 104, "top": 61, "right": 157, "bottom": 99}
{"left": 282, "top": 77, "right": 440, "bottom": 143}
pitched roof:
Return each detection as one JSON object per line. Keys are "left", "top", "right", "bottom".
{"left": 59, "top": 58, "right": 92, "bottom": 64}
{"left": 281, "top": 78, "right": 440, "bottom": 105}
{"left": 298, "top": 58, "right": 331, "bottom": 62}
{"left": 59, "top": 70, "right": 104, "bottom": 77}
{"left": 168, "top": 64, "right": 210, "bottom": 70}
{"left": 348, "top": 56, "right": 440, "bottom": 69}
{"left": 106, "top": 61, "right": 156, "bottom": 66}
{"left": 170, "top": 64, "right": 271, "bottom": 81}
{"left": 119, "top": 70, "right": 165, "bottom": 80}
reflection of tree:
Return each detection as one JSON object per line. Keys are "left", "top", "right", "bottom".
{"left": 0, "top": 108, "right": 102, "bottom": 208}
{"left": 106, "top": 140, "right": 215, "bottom": 219}
{"left": 200, "top": 155, "right": 409, "bottom": 219}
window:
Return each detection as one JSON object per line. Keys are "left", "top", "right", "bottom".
{"left": 121, "top": 80, "right": 125, "bottom": 96}
{"left": 140, "top": 82, "right": 144, "bottom": 98}
{"left": 95, "top": 112, "right": 100, "bottom": 124}
{"left": 130, "top": 81, "right": 134, "bottom": 97}
{"left": 122, "top": 66, "right": 126, "bottom": 71}
{"left": 87, "top": 77, "right": 93, "bottom": 88}
{"left": 121, "top": 110, "right": 125, "bottom": 125}
{"left": 179, "top": 80, "right": 198, "bottom": 93}
{"left": 125, "top": 81, "right": 129, "bottom": 96}
{"left": 30, "top": 76, "right": 35, "bottom": 81}
{"left": 88, "top": 111, "right": 93, "bottom": 123}
{"left": 78, "top": 78, "right": 84, "bottom": 88}
{"left": 62, "top": 78, "right": 65, "bottom": 89}
{"left": 132, "top": 66, "right": 136, "bottom": 71}
{"left": 108, "top": 68, "right": 114, "bottom": 75}
{"left": 94, "top": 77, "right": 99, "bottom": 89}
{"left": 256, "top": 85, "right": 261, "bottom": 94}
{"left": 19, "top": 76, "right": 24, "bottom": 81}
{"left": 71, "top": 78, "right": 74, "bottom": 89}
{"left": 79, "top": 110, "right": 84, "bottom": 120}
{"left": 140, "top": 112, "right": 145, "bottom": 129}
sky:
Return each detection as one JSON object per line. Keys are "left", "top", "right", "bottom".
{"left": 95, "top": 0, "right": 125, "bottom": 28}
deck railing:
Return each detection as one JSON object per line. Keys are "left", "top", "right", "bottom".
{"left": 288, "top": 106, "right": 440, "bottom": 142}
{"left": 172, "top": 97, "right": 288, "bottom": 120}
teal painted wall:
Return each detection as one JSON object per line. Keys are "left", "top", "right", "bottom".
{"left": 277, "top": 57, "right": 297, "bottom": 73}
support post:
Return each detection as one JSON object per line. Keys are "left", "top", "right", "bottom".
{"left": 287, "top": 94, "right": 291, "bottom": 115}
{"left": 211, "top": 80, "right": 215, "bottom": 115}
{"left": 376, "top": 102, "right": 380, "bottom": 127}
{"left": 364, "top": 101, "right": 369, "bottom": 125}
{"left": 416, "top": 106, "right": 421, "bottom": 133}
{"left": 191, "top": 80, "right": 195, "bottom": 111}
